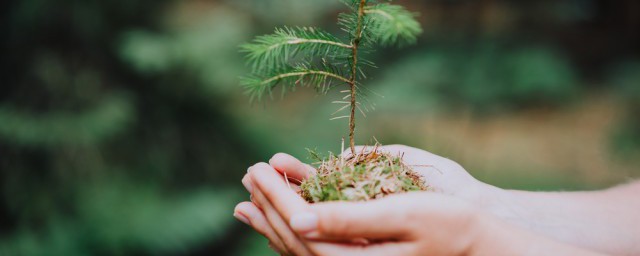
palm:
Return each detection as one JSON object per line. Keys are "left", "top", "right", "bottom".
{"left": 346, "top": 145, "right": 484, "bottom": 198}
{"left": 238, "top": 146, "right": 490, "bottom": 255}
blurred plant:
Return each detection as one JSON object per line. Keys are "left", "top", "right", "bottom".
{"left": 120, "top": 7, "right": 252, "bottom": 95}
{"left": 609, "top": 61, "right": 640, "bottom": 155}
{"left": 1, "top": 0, "right": 257, "bottom": 255}
{"left": 0, "top": 94, "right": 133, "bottom": 147}
{"left": 224, "top": 0, "right": 342, "bottom": 25}
{"left": 372, "top": 43, "right": 580, "bottom": 113}
{"left": 241, "top": 0, "right": 422, "bottom": 153}
{"left": 0, "top": 183, "right": 240, "bottom": 256}
{"left": 610, "top": 61, "right": 640, "bottom": 105}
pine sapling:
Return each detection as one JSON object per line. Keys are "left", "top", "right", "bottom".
{"left": 241, "top": 0, "right": 427, "bottom": 202}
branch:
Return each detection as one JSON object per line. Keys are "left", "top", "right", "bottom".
{"left": 261, "top": 70, "right": 351, "bottom": 85}
{"left": 365, "top": 4, "right": 423, "bottom": 46}
{"left": 268, "top": 38, "right": 352, "bottom": 51}
{"left": 241, "top": 27, "right": 353, "bottom": 71}
{"left": 241, "top": 64, "right": 351, "bottom": 102}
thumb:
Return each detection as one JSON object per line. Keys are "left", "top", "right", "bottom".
{"left": 269, "top": 153, "right": 316, "bottom": 183}
{"left": 289, "top": 197, "right": 411, "bottom": 240}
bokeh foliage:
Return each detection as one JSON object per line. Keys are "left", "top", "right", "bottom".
{"left": 1, "top": 0, "right": 639, "bottom": 255}
{"left": 2, "top": 0, "right": 255, "bottom": 255}
{"left": 610, "top": 61, "right": 640, "bottom": 156}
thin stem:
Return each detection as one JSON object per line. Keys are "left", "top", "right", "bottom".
{"left": 348, "top": 0, "right": 367, "bottom": 155}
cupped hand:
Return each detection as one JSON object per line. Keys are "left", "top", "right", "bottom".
{"left": 234, "top": 159, "right": 485, "bottom": 256}
{"left": 288, "top": 192, "right": 486, "bottom": 256}
{"left": 234, "top": 154, "right": 320, "bottom": 255}
{"left": 234, "top": 145, "right": 496, "bottom": 254}
{"left": 343, "top": 145, "right": 493, "bottom": 200}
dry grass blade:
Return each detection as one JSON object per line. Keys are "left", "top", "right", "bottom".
{"left": 300, "top": 145, "right": 428, "bottom": 203}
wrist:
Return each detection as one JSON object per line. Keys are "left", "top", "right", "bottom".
{"left": 462, "top": 211, "right": 510, "bottom": 256}
{"left": 464, "top": 183, "right": 528, "bottom": 228}
{"left": 466, "top": 213, "right": 605, "bottom": 256}
{"left": 456, "top": 182, "right": 509, "bottom": 212}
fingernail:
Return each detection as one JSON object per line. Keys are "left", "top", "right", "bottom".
{"left": 305, "top": 231, "right": 320, "bottom": 239}
{"left": 289, "top": 212, "right": 318, "bottom": 234}
{"left": 242, "top": 178, "right": 253, "bottom": 193}
{"left": 247, "top": 166, "right": 252, "bottom": 173}
{"left": 234, "top": 212, "right": 251, "bottom": 225}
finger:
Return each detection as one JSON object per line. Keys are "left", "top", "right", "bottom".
{"left": 234, "top": 202, "right": 288, "bottom": 254}
{"left": 243, "top": 174, "right": 261, "bottom": 208}
{"left": 250, "top": 163, "right": 309, "bottom": 221}
{"left": 310, "top": 241, "right": 415, "bottom": 256}
{"left": 244, "top": 173, "right": 300, "bottom": 203}
{"left": 252, "top": 184, "right": 313, "bottom": 256}
{"left": 290, "top": 196, "right": 413, "bottom": 239}
{"left": 250, "top": 184, "right": 359, "bottom": 253}
{"left": 269, "top": 153, "right": 316, "bottom": 184}
{"left": 242, "top": 174, "right": 253, "bottom": 194}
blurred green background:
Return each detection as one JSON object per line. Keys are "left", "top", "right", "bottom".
{"left": 1, "top": 0, "right": 639, "bottom": 255}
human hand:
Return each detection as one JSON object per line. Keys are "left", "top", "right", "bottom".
{"left": 343, "top": 145, "right": 493, "bottom": 201}
{"left": 234, "top": 159, "right": 315, "bottom": 255}
{"left": 234, "top": 145, "right": 497, "bottom": 255}
{"left": 288, "top": 192, "right": 486, "bottom": 256}
{"left": 257, "top": 144, "right": 496, "bottom": 201}
{"left": 236, "top": 159, "right": 483, "bottom": 256}
{"left": 235, "top": 161, "right": 602, "bottom": 256}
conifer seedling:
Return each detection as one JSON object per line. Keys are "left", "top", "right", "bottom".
{"left": 241, "top": 0, "right": 427, "bottom": 202}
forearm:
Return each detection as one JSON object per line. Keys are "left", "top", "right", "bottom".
{"left": 470, "top": 213, "right": 606, "bottom": 256}
{"left": 480, "top": 182, "right": 640, "bottom": 255}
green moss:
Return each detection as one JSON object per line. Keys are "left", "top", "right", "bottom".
{"left": 300, "top": 148, "right": 427, "bottom": 202}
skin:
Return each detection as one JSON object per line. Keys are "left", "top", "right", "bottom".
{"left": 234, "top": 145, "right": 640, "bottom": 255}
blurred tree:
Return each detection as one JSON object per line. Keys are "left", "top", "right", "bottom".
{"left": 0, "top": 0, "right": 257, "bottom": 255}
{"left": 609, "top": 61, "right": 640, "bottom": 156}
{"left": 372, "top": 43, "right": 579, "bottom": 113}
